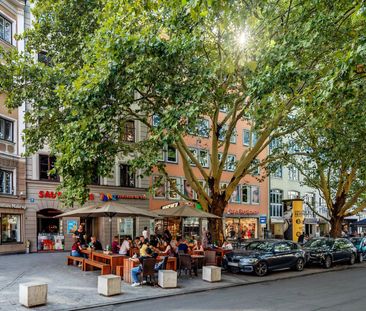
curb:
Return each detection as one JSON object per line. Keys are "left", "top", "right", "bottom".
{"left": 57, "top": 263, "right": 366, "bottom": 311}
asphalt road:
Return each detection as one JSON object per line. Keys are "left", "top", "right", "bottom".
{"left": 90, "top": 266, "right": 366, "bottom": 311}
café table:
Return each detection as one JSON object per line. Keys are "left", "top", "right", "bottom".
{"left": 91, "top": 251, "right": 128, "bottom": 274}
{"left": 80, "top": 249, "right": 92, "bottom": 258}
{"left": 191, "top": 254, "right": 205, "bottom": 269}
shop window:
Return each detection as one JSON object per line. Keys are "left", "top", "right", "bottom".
{"left": 0, "top": 15, "right": 12, "bottom": 44}
{"left": 241, "top": 185, "right": 250, "bottom": 204}
{"left": 39, "top": 155, "right": 59, "bottom": 182}
{"left": 153, "top": 176, "right": 166, "bottom": 198}
{"left": 0, "top": 169, "right": 13, "bottom": 195}
{"left": 1, "top": 214, "right": 21, "bottom": 243}
{"left": 251, "top": 186, "right": 260, "bottom": 204}
{"left": 123, "top": 121, "right": 135, "bottom": 142}
{"left": 120, "top": 164, "right": 135, "bottom": 187}
{"left": 0, "top": 117, "right": 14, "bottom": 142}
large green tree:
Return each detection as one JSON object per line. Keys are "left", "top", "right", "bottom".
{"left": 1, "top": 0, "right": 365, "bottom": 241}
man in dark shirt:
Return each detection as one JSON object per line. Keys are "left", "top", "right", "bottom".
{"left": 177, "top": 236, "right": 189, "bottom": 254}
{"left": 73, "top": 224, "right": 86, "bottom": 246}
{"left": 89, "top": 236, "right": 103, "bottom": 250}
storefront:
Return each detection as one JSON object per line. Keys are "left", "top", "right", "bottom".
{"left": 270, "top": 217, "right": 285, "bottom": 238}
{"left": 224, "top": 216, "right": 259, "bottom": 239}
{"left": 0, "top": 205, "right": 26, "bottom": 254}
{"left": 26, "top": 182, "right": 149, "bottom": 252}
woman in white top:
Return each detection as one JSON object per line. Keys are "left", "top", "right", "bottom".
{"left": 119, "top": 236, "right": 131, "bottom": 255}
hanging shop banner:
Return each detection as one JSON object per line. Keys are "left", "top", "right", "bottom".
{"left": 292, "top": 199, "right": 304, "bottom": 242}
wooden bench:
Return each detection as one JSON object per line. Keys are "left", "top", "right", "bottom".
{"left": 67, "top": 256, "right": 85, "bottom": 267}
{"left": 84, "top": 259, "right": 111, "bottom": 275}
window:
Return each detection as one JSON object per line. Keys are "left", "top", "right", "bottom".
{"left": 243, "top": 129, "right": 250, "bottom": 146}
{"left": 199, "top": 150, "right": 209, "bottom": 168}
{"left": 241, "top": 185, "right": 250, "bottom": 204}
{"left": 123, "top": 121, "right": 135, "bottom": 142}
{"left": 288, "top": 166, "right": 299, "bottom": 181}
{"left": 0, "top": 169, "right": 12, "bottom": 194}
{"left": 251, "top": 186, "right": 260, "bottom": 204}
{"left": 0, "top": 15, "right": 12, "bottom": 44}
{"left": 0, "top": 117, "right": 13, "bottom": 142}
{"left": 120, "top": 164, "right": 135, "bottom": 187}
{"left": 226, "top": 155, "right": 236, "bottom": 171}
{"left": 1, "top": 214, "right": 21, "bottom": 243}
{"left": 252, "top": 132, "right": 257, "bottom": 146}
{"left": 230, "top": 185, "right": 241, "bottom": 203}
{"left": 218, "top": 125, "right": 226, "bottom": 141}
{"left": 168, "top": 177, "right": 181, "bottom": 200}
{"left": 288, "top": 190, "right": 300, "bottom": 199}
{"left": 161, "top": 146, "right": 178, "bottom": 163}
{"left": 230, "top": 129, "right": 237, "bottom": 144}
{"left": 274, "top": 242, "right": 291, "bottom": 252}
{"left": 188, "top": 148, "right": 198, "bottom": 166}
{"left": 152, "top": 115, "right": 160, "bottom": 127}
{"left": 272, "top": 165, "right": 282, "bottom": 178}
{"left": 39, "top": 155, "right": 59, "bottom": 181}
{"left": 153, "top": 176, "right": 166, "bottom": 198}
{"left": 219, "top": 106, "right": 229, "bottom": 113}
{"left": 197, "top": 119, "right": 209, "bottom": 137}
{"left": 270, "top": 189, "right": 283, "bottom": 217}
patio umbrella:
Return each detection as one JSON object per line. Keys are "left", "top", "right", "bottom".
{"left": 57, "top": 201, "right": 157, "bottom": 246}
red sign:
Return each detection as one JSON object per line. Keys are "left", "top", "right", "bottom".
{"left": 38, "top": 191, "right": 94, "bottom": 201}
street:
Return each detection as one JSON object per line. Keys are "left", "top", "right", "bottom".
{"left": 91, "top": 266, "right": 366, "bottom": 311}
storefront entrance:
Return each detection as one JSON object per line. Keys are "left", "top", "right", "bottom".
{"left": 225, "top": 217, "right": 258, "bottom": 239}
{"left": 37, "top": 208, "right": 64, "bottom": 251}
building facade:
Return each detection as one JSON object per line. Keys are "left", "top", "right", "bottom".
{"left": 149, "top": 113, "right": 269, "bottom": 240}
{"left": 0, "top": 0, "right": 27, "bottom": 254}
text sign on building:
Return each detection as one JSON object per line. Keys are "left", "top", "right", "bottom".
{"left": 259, "top": 215, "right": 267, "bottom": 224}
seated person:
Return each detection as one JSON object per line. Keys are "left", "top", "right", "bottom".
{"left": 88, "top": 236, "right": 103, "bottom": 251}
{"left": 161, "top": 240, "right": 174, "bottom": 257}
{"left": 70, "top": 238, "right": 85, "bottom": 266}
{"left": 111, "top": 236, "right": 120, "bottom": 254}
{"left": 193, "top": 240, "right": 204, "bottom": 252}
{"left": 222, "top": 240, "right": 233, "bottom": 250}
{"left": 119, "top": 236, "right": 132, "bottom": 255}
{"left": 130, "top": 247, "right": 153, "bottom": 287}
{"left": 139, "top": 240, "right": 150, "bottom": 257}
{"left": 177, "top": 236, "right": 189, "bottom": 254}
{"left": 133, "top": 237, "right": 141, "bottom": 248}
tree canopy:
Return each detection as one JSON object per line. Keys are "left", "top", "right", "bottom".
{"left": 1, "top": 0, "right": 366, "bottom": 239}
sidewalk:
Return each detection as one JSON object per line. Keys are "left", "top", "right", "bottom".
{"left": 0, "top": 252, "right": 365, "bottom": 311}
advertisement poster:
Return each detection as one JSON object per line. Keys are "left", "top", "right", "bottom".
{"left": 67, "top": 220, "right": 77, "bottom": 234}
{"left": 292, "top": 200, "right": 304, "bottom": 242}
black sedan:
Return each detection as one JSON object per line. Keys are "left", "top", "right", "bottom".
{"left": 223, "top": 240, "right": 306, "bottom": 276}
{"left": 303, "top": 238, "right": 357, "bottom": 268}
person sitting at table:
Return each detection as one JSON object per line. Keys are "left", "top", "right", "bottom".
{"left": 177, "top": 236, "right": 189, "bottom": 254}
{"left": 119, "top": 236, "right": 131, "bottom": 255}
{"left": 222, "top": 240, "right": 233, "bottom": 250}
{"left": 111, "top": 236, "right": 120, "bottom": 254}
{"left": 139, "top": 239, "right": 150, "bottom": 257}
{"left": 160, "top": 239, "right": 174, "bottom": 257}
{"left": 88, "top": 236, "right": 103, "bottom": 251}
{"left": 70, "top": 238, "right": 85, "bottom": 266}
{"left": 133, "top": 237, "right": 141, "bottom": 248}
{"left": 130, "top": 247, "right": 153, "bottom": 287}
{"left": 193, "top": 240, "right": 204, "bottom": 252}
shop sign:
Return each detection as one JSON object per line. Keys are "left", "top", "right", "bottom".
{"left": 161, "top": 202, "right": 179, "bottom": 209}
{"left": 226, "top": 209, "right": 259, "bottom": 216}
{"left": 39, "top": 191, "right": 95, "bottom": 201}
{"left": 259, "top": 215, "right": 267, "bottom": 224}
{"left": 100, "top": 193, "right": 147, "bottom": 201}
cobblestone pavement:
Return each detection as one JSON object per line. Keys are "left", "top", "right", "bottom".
{"left": 0, "top": 252, "right": 364, "bottom": 311}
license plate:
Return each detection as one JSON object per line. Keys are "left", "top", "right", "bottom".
{"left": 228, "top": 262, "right": 239, "bottom": 267}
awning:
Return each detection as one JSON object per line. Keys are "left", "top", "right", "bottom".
{"left": 304, "top": 218, "right": 318, "bottom": 225}
{"left": 352, "top": 218, "right": 366, "bottom": 227}
{"left": 270, "top": 217, "right": 285, "bottom": 224}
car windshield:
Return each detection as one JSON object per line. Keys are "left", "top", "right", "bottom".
{"left": 304, "top": 239, "right": 333, "bottom": 249}
{"left": 246, "top": 241, "right": 274, "bottom": 251}
{"left": 350, "top": 238, "right": 362, "bottom": 246}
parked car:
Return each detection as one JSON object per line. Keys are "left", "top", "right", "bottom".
{"left": 349, "top": 237, "right": 366, "bottom": 262}
{"left": 303, "top": 238, "right": 357, "bottom": 268}
{"left": 222, "top": 239, "right": 306, "bottom": 276}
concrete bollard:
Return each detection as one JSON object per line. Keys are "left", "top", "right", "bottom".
{"left": 202, "top": 266, "right": 221, "bottom": 282}
{"left": 19, "top": 282, "right": 48, "bottom": 307}
{"left": 98, "top": 274, "right": 121, "bottom": 296}
{"left": 158, "top": 270, "right": 178, "bottom": 288}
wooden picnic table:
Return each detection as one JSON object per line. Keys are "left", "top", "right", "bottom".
{"left": 80, "top": 249, "right": 92, "bottom": 258}
{"left": 91, "top": 251, "right": 128, "bottom": 274}
{"left": 123, "top": 256, "right": 177, "bottom": 284}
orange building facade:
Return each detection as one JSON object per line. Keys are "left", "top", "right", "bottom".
{"left": 149, "top": 112, "right": 269, "bottom": 240}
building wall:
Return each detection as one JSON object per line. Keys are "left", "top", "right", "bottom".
{"left": 0, "top": 0, "right": 27, "bottom": 254}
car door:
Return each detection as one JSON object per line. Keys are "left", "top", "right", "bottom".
{"left": 272, "top": 242, "right": 292, "bottom": 269}
{"left": 341, "top": 239, "right": 354, "bottom": 261}
{"left": 332, "top": 240, "right": 343, "bottom": 262}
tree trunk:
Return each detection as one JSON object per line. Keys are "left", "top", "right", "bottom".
{"left": 208, "top": 199, "right": 226, "bottom": 245}
{"left": 329, "top": 216, "right": 343, "bottom": 238}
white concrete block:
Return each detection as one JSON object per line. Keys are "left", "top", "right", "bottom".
{"left": 202, "top": 266, "right": 221, "bottom": 282}
{"left": 158, "top": 270, "right": 177, "bottom": 288}
{"left": 98, "top": 274, "right": 121, "bottom": 296}
{"left": 19, "top": 282, "right": 47, "bottom": 307}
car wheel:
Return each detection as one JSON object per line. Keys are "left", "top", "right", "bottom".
{"left": 254, "top": 261, "right": 268, "bottom": 277}
{"left": 349, "top": 253, "right": 355, "bottom": 265}
{"left": 323, "top": 255, "right": 332, "bottom": 269}
{"left": 294, "top": 258, "right": 305, "bottom": 271}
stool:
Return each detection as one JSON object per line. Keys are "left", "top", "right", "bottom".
{"left": 158, "top": 270, "right": 177, "bottom": 288}
{"left": 98, "top": 274, "right": 121, "bottom": 296}
{"left": 19, "top": 282, "right": 48, "bottom": 307}
{"left": 202, "top": 266, "right": 221, "bottom": 282}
